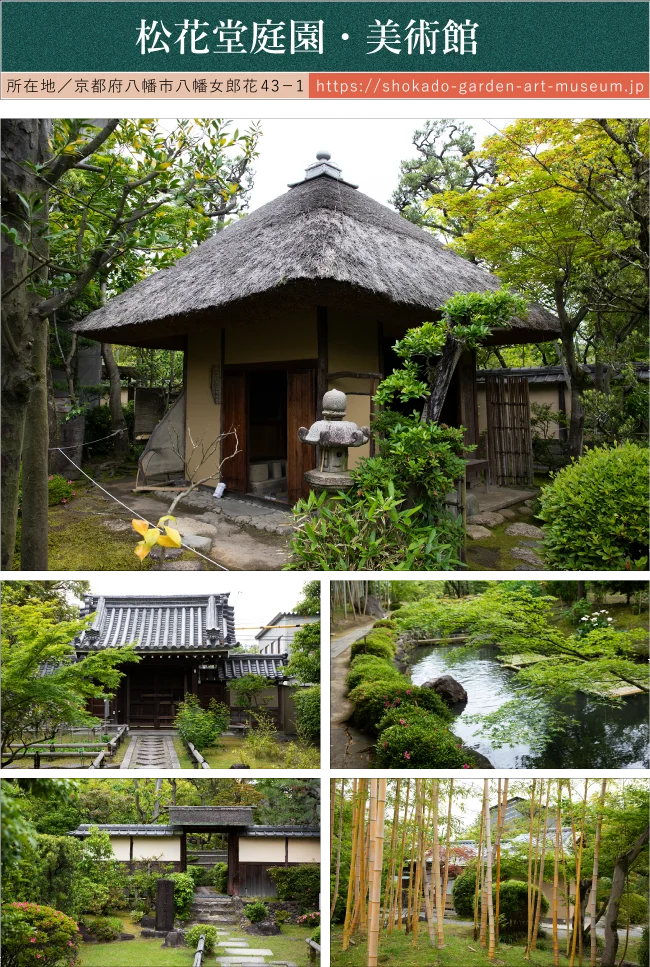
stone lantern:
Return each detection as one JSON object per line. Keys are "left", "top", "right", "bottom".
{"left": 298, "top": 389, "right": 370, "bottom": 493}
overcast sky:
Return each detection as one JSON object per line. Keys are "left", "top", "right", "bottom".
{"left": 239, "top": 117, "right": 512, "bottom": 211}
{"left": 75, "top": 574, "right": 311, "bottom": 646}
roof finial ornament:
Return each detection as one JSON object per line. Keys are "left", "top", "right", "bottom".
{"left": 316, "top": 150, "right": 331, "bottom": 161}
{"left": 289, "top": 150, "right": 358, "bottom": 189}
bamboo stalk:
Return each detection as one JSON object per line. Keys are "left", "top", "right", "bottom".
{"left": 589, "top": 780, "right": 607, "bottom": 967}
{"left": 383, "top": 779, "right": 400, "bottom": 933}
{"left": 494, "top": 778, "right": 509, "bottom": 947}
{"left": 342, "top": 779, "right": 360, "bottom": 951}
{"left": 531, "top": 780, "right": 552, "bottom": 950}
{"left": 569, "top": 780, "right": 588, "bottom": 967}
{"left": 525, "top": 779, "right": 537, "bottom": 961}
{"left": 440, "top": 779, "right": 454, "bottom": 940}
{"left": 553, "top": 780, "right": 561, "bottom": 966}
{"left": 330, "top": 779, "right": 345, "bottom": 920}
{"left": 421, "top": 784, "right": 436, "bottom": 947}
{"left": 367, "top": 779, "right": 387, "bottom": 967}
{"left": 485, "top": 780, "right": 496, "bottom": 961}
{"left": 395, "top": 779, "right": 410, "bottom": 932}
{"left": 411, "top": 780, "right": 425, "bottom": 945}
{"left": 473, "top": 802, "right": 485, "bottom": 941}
{"left": 432, "top": 779, "right": 445, "bottom": 947}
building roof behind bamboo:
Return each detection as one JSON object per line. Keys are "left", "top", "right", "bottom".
{"left": 73, "top": 153, "right": 559, "bottom": 349}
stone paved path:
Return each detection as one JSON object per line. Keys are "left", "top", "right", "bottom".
{"left": 330, "top": 618, "right": 376, "bottom": 769}
{"left": 120, "top": 731, "right": 180, "bottom": 769}
{"left": 214, "top": 927, "right": 297, "bottom": 967}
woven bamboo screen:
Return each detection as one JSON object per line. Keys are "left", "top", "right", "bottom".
{"left": 485, "top": 375, "right": 534, "bottom": 486}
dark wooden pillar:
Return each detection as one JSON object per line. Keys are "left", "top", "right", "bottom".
{"left": 558, "top": 383, "right": 568, "bottom": 441}
{"left": 125, "top": 674, "right": 131, "bottom": 726}
{"left": 316, "top": 306, "right": 328, "bottom": 418}
{"left": 180, "top": 831, "right": 187, "bottom": 873}
{"left": 227, "top": 831, "right": 240, "bottom": 896}
{"left": 191, "top": 665, "right": 199, "bottom": 697}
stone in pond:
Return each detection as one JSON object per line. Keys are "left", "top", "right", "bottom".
{"left": 505, "top": 522, "right": 544, "bottom": 539}
{"left": 511, "top": 546, "right": 544, "bottom": 568}
{"left": 466, "top": 524, "right": 491, "bottom": 540}
{"left": 500, "top": 508, "right": 517, "bottom": 519}
{"left": 517, "top": 505, "right": 535, "bottom": 516}
{"left": 422, "top": 675, "right": 468, "bottom": 706}
{"left": 467, "top": 511, "right": 505, "bottom": 527}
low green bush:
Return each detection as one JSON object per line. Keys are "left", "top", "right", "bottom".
{"left": 373, "top": 618, "right": 397, "bottom": 629}
{"left": 310, "top": 925, "right": 321, "bottom": 945}
{"left": 638, "top": 926, "right": 649, "bottom": 966}
{"left": 374, "top": 718, "right": 468, "bottom": 768}
{"left": 80, "top": 915, "right": 124, "bottom": 942}
{"left": 347, "top": 680, "right": 452, "bottom": 734}
{"left": 268, "top": 865, "right": 319, "bottom": 909}
{"left": 538, "top": 442, "right": 649, "bottom": 570}
{"left": 350, "top": 638, "right": 394, "bottom": 661}
{"left": 347, "top": 656, "right": 402, "bottom": 691}
{"left": 48, "top": 474, "right": 76, "bottom": 506}
{"left": 244, "top": 901, "right": 268, "bottom": 923}
{"left": 174, "top": 695, "right": 229, "bottom": 752}
{"left": 376, "top": 704, "right": 435, "bottom": 733}
{"left": 452, "top": 872, "right": 548, "bottom": 933}
{"left": 186, "top": 865, "right": 209, "bottom": 886}
{"left": 293, "top": 685, "right": 320, "bottom": 740}
{"left": 1, "top": 902, "right": 81, "bottom": 967}
{"left": 168, "top": 872, "right": 195, "bottom": 920}
{"left": 620, "top": 892, "right": 649, "bottom": 925}
{"left": 185, "top": 923, "right": 218, "bottom": 952}
{"left": 209, "top": 862, "right": 228, "bottom": 894}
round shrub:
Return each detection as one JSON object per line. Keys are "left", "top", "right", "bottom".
{"left": 638, "top": 926, "right": 649, "bottom": 966}
{"left": 293, "top": 685, "right": 320, "bottom": 740}
{"left": 350, "top": 633, "right": 396, "bottom": 662}
{"left": 310, "top": 925, "right": 321, "bottom": 944}
{"left": 347, "top": 656, "right": 402, "bottom": 691}
{"left": 244, "top": 901, "right": 268, "bottom": 924}
{"left": 452, "top": 873, "right": 547, "bottom": 933}
{"left": 168, "top": 872, "right": 195, "bottom": 920}
{"left": 374, "top": 718, "right": 468, "bottom": 768}
{"left": 186, "top": 865, "right": 209, "bottom": 887}
{"left": 348, "top": 680, "right": 453, "bottom": 733}
{"left": 48, "top": 475, "right": 76, "bottom": 506}
{"left": 268, "top": 865, "right": 319, "bottom": 909}
{"left": 376, "top": 704, "right": 434, "bottom": 733}
{"left": 209, "top": 862, "right": 228, "bottom": 894}
{"left": 373, "top": 619, "right": 397, "bottom": 630}
{"left": 1, "top": 902, "right": 80, "bottom": 967}
{"left": 185, "top": 923, "right": 218, "bottom": 953}
{"left": 619, "top": 893, "right": 649, "bottom": 925}
{"left": 80, "top": 915, "right": 123, "bottom": 942}
{"left": 538, "top": 443, "right": 649, "bottom": 570}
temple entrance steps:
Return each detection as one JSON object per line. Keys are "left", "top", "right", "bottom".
{"left": 188, "top": 892, "right": 238, "bottom": 926}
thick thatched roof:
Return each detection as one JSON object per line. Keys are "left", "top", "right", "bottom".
{"left": 73, "top": 154, "right": 559, "bottom": 349}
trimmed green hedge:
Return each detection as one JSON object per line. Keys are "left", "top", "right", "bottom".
{"left": 453, "top": 873, "right": 548, "bottom": 934}
{"left": 79, "top": 915, "right": 123, "bottom": 943}
{"left": 374, "top": 718, "right": 468, "bottom": 768}
{"left": 347, "top": 655, "right": 402, "bottom": 691}
{"left": 209, "top": 862, "right": 228, "bottom": 893}
{"left": 350, "top": 639, "right": 394, "bottom": 661}
{"left": 348, "top": 680, "right": 453, "bottom": 734}
{"left": 376, "top": 704, "right": 435, "bottom": 733}
{"left": 268, "top": 864, "right": 319, "bottom": 909}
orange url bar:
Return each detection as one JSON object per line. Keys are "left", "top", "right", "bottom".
{"left": 309, "top": 71, "right": 649, "bottom": 98}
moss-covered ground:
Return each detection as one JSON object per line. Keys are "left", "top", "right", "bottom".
{"left": 2, "top": 732, "right": 130, "bottom": 769}
{"left": 465, "top": 500, "right": 546, "bottom": 571}
{"left": 331, "top": 925, "right": 641, "bottom": 966}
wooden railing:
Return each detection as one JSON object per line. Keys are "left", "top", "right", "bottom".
{"left": 20, "top": 725, "right": 129, "bottom": 769}
{"left": 192, "top": 935, "right": 205, "bottom": 967}
{"left": 306, "top": 938, "right": 321, "bottom": 962}
{"left": 187, "top": 742, "right": 211, "bottom": 769}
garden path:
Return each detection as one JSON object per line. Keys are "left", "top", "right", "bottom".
{"left": 120, "top": 731, "right": 180, "bottom": 769}
{"left": 330, "top": 618, "right": 376, "bottom": 769}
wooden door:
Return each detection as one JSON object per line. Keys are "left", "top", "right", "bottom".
{"left": 221, "top": 370, "right": 248, "bottom": 492}
{"left": 287, "top": 370, "right": 316, "bottom": 504}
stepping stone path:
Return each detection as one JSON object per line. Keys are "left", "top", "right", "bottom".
{"left": 465, "top": 497, "right": 547, "bottom": 568}
{"left": 120, "top": 731, "right": 180, "bottom": 769}
{"left": 187, "top": 891, "right": 297, "bottom": 967}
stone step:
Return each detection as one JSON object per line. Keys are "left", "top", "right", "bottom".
{"left": 216, "top": 960, "right": 266, "bottom": 966}
{"left": 218, "top": 942, "right": 250, "bottom": 948}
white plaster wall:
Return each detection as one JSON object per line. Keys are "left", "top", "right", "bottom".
{"left": 131, "top": 836, "right": 182, "bottom": 861}
{"left": 287, "top": 838, "right": 320, "bottom": 863}
{"left": 239, "top": 837, "right": 286, "bottom": 862}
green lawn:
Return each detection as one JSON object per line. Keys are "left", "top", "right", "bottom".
{"left": 3, "top": 733, "right": 130, "bottom": 769}
{"left": 331, "top": 925, "right": 640, "bottom": 967}
{"left": 78, "top": 916, "right": 313, "bottom": 967}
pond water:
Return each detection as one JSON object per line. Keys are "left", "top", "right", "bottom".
{"left": 408, "top": 643, "right": 649, "bottom": 769}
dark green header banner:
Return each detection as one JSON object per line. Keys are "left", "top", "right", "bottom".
{"left": 2, "top": 2, "right": 649, "bottom": 73}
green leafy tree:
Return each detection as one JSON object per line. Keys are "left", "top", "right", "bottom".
{"left": 1, "top": 598, "right": 140, "bottom": 765}
{"left": 254, "top": 779, "right": 320, "bottom": 825}
{"left": 2, "top": 117, "right": 260, "bottom": 569}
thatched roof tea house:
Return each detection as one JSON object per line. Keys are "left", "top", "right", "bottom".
{"left": 74, "top": 152, "right": 560, "bottom": 501}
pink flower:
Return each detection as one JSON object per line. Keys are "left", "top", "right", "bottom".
{"left": 72, "top": 492, "right": 76, "bottom": 496}
{"left": 384, "top": 702, "right": 390, "bottom": 707}
{"left": 404, "top": 751, "right": 411, "bottom": 760}
{"left": 383, "top": 741, "right": 388, "bottom": 748}
{"left": 399, "top": 719, "right": 406, "bottom": 726}
{"left": 61, "top": 498, "right": 67, "bottom": 503}
{"left": 67, "top": 480, "right": 72, "bottom": 485}
{"left": 406, "top": 689, "right": 412, "bottom": 695}
{"left": 463, "top": 764, "right": 470, "bottom": 769}
{"left": 31, "top": 939, "right": 36, "bottom": 943}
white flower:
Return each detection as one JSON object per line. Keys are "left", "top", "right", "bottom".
{"left": 607, "top": 618, "right": 613, "bottom": 622}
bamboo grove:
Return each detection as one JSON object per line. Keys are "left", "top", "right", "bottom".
{"left": 330, "top": 779, "right": 649, "bottom": 967}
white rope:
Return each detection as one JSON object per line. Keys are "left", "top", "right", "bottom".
{"left": 48, "top": 429, "right": 126, "bottom": 450}
{"left": 52, "top": 449, "right": 229, "bottom": 571}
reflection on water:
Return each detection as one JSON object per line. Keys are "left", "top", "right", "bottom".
{"left": 409, "top": 644, "right": 649, "bottom": 769}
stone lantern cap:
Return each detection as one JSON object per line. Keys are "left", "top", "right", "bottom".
{"left": 298, "top": 389, "right": 369, "bottom": 448}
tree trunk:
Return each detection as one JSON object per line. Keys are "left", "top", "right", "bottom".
{"left": 47, "top": 347, "right": 58, "bottom": 473}
{"left": 20, "top": 309, "right": 50, "bottom": 569}
{"left": 601, "top": 824, "right": 649, "bottom": 967}
{"left": 552, "top": 781, "right": 561, "bottom": 967}
{"left": 102, "top": 343, "right": 129, "bottom": 455}
{"left": 567, "top": 379, "right": 585, "bottom": 459}
{"left": 1, "top": 119, "right": 50, "bottom": 569}
{"left": 423, "top": 334, "right": 464, "bottom": 424}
